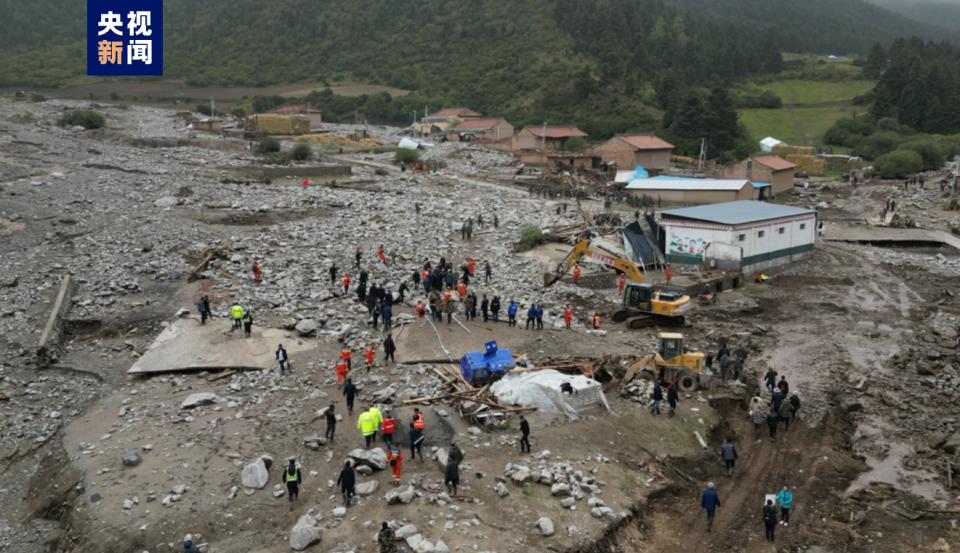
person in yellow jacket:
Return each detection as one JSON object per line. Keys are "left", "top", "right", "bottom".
{"left": 230, "top": 302, "right": 244, "bottom": 331}
{"left": 368, "top": 405, "right": 383, "bottom": 443}
{"left": 358, "top": 409, "right": 376, "bottom": 448}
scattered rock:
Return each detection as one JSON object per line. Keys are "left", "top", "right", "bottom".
{"left": 289, "top": 513, "right": 323, "bottom": 551}
{"left": 349, "top": 447, "right": 387, "bottom": 470}
{"left": 385, "top": 485, "right": 416, "bottom": 505}
{"left": 121, "top": 450, "right": 142, "bottom": 467}
{"left": 355, "top": 480, "right": 379, "bottom": 496}
{"left": 536, "top": 516, "right": 555, "bottom": 537}
{"left": 241, "top": 456, "right": 272, "bottom": 489}
{"left": 295, "top": 319, "right": 318, "bottom": 336}
{"left": 181, "top": 392, "right": 220, "bottom": 409}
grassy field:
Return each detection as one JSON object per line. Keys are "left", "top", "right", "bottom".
{"left": 738, "top": 55, "right": 874, "bottom": 146}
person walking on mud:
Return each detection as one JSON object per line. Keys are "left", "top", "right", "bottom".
{"left": 720, "top": 437, "right": 737, "bottom": 477}
{"left": 764, "top": 368, "right": 778, "bottom": 394}
{"left": 752, "top": 404, "right": 766, "bottom": 440}
{"left": 650, "top": 382, "right": 663, "bottom": 415}
{"left": 763, "top": 499, "right": 778, "bottom": 542}
{"left": 766, "top": 408, "right": 779, "bottom": 442}
{"left": 284, "top": 458, "right": 302, "bottom": 508}
{"left": 776, "top": 485, "right": 794, "bottom": 526}
{"left": 701, "top": 482, "right": 720, "bottom": 532}
{"left": 667, "top": 382, "right": 679, "bottom": 417}
{"left": 519, "top": 414, "right": 531, "bottom": 453}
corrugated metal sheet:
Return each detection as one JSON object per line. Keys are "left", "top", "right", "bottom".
{"left": 659, "top": 200, "right": 814, "bottom": 226}
{"left": 626, "top": 178, "right": 750, "bottom": 191}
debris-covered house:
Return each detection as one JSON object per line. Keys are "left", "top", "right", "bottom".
{"left": 656, "top": 200, "right": 816, "bottom": 272}
{"left": 511, "top": 126, "right": 587, "bottom": 152}
{"left": 413, "top": 107, "right": 483, "bottom": 137}
{"left": 593, "top": 134, "right": 674, "bottom": 171}
{"left": 446, "top": 118, "right": 514, "bottom": 143}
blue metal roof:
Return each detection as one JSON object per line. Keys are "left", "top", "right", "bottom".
{"left": 659, "top": 201, "right": 814, "bottom": 226}
{"left": 751, "top": 181, "right": 771, "bottom": 188}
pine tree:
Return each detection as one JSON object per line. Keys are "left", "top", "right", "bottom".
{"left": 703, "top": 87, "right": 741, "bottom": 156}
{"left": 864, "top": 42, "right": 887, "bottom": 79}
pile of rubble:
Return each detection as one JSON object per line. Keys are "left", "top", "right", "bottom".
{"left": 501, "top": 451, "right": 624, "bottom": 522}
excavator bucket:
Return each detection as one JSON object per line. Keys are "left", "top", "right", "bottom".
{"left": 543, "top": 271, "right": 563, "bottom": 287}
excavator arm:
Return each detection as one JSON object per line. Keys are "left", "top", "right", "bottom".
{"left": 543, "top": 239, "right": 646, "bottom": 287}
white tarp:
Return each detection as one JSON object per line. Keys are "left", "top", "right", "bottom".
{"left": 491, "top": 370, "right": 609, "bottom": 419}
{"left": 398, "top": 137, "right": 425, "bottom": 150}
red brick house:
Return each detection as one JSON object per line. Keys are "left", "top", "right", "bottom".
{"left": 511, "top": 126, "right": 587, "bottom": 152}
{"left": 720, "top": 155, "right": 797, "bottom": 196}
{"left": 446, "top": 118, "right": 514, "bottom": 142}
{"left": 593, "top": 134, "right": 674, "bottom": 171}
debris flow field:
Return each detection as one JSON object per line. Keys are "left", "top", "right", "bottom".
{"left": 1, "top": 98, "right": 959, "bottom": 553}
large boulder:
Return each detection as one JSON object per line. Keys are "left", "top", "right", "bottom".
{"left": 355, "top": 480, "right": 379, "bottom": 497}
{"left": 433, "top": 448, "right": 449, "bottom": 471}
{"left": 289, "top": 514, "right": 323, "bottom": 550}
{"left": 295, "top": 319, "right": 319, "bottom": 336}
{"left": 241, "top": 456, "right": 272, "bottom": 489}
{"left": 181, "top": 392, "right": 220, "bottom": 409}
{"left": 348, "top": 448, "right": 387, "bottom": 471}
{"left": 385, "top": 485, "right": 416, "bottom": 505}
{"left": 154, "top": 196, "right": 181, "bottom": 208}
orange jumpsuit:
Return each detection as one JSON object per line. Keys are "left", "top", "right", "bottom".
{"left": 335, "top": 361, "right": 349, "bottom": 385}
{"left": 456, "top": 282, "right": 466, "bottom": 298}
{"left": 593, "top": 314, "right": 601, "bottom": 329}
{"left": 466, "top": 257, "right": 476, "bottom": 275}
{"left": 377, "top": 246, "right": 386, "bottom": 263}
{"left": 563, "top": 309, "right": 573, "bottom": 328}
{"left": 572, "top": 265, "right": 581, "bottom": 285}
{"left": 387, "top": 447, "right": 404, "bottom": 483}
{"left": 364, "top": 347, "right": 375, "bottom": 370}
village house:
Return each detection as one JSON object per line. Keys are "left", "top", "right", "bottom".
{"left": 446, "top": 118, "right": 514, "bottom": 143}
{"left": 511, "top": 126, "right": 587, "bottom": 152}
{"left": 593, "top": 134, "right": 674, "bottom": 172}
{"left": 625, "top": 177, "right": 763, "bottom": 204}
{"left": 271, "top": 105, "right": 322, "bottom": 129}
{"left": 414, "top": 107, "right": 483, "bottom": 137}
{"left": 719, "top": 154, "right": 797, "bottom": 196}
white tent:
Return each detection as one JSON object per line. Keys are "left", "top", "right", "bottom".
{"left": 491, "top": 370, "right": 609, "bottom": 419}
{"left": 759, "top": 136, "right": 783, "bottom": 153}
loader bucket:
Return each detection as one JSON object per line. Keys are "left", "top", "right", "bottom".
{"left": 543, "top": 272, "right": 562, "bottom": 287}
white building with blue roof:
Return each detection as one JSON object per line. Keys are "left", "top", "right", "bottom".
{"left": 656, "top": 200, "right": 816, "bottom": 272}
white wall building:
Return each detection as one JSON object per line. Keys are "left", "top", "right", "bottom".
{"left": 656, "top": 201, "right": 816, "bottom": 273}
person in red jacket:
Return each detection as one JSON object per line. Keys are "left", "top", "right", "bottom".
{"left": 387, "top": 444, "right": 404, "bottom": 486}
{"left": 563, "top": 306, "right": 573, "bottom": 329}
{"left": 381, "top": 411, "right": 398, "bottom": 445}
{"left": 415, "top": 302, "right": 426, "bottom": 318}
{"left": 364, "top": 344, "right": 376, "bottom": 373}
{"left": 377, "top": 244, "right": 386, "bottom": 264}
{"left": 592, "top": 312, "right": 601, "bottom": 329}
{"left": 572, "top": 264, "right": 581, "bottom": 285}
{"left": 335, "top": 360, "right": 349, "bottom": 387}
{"left": 339, "top": 346, "right": 352, "bottom": 371}
{"left": 252, "top": 262, "right": 263, "bottom": 283}
{"left": 342, "top": 273, "right": 351, "bottom": 294}
{"left": 456, "top": 281, "right": 466, "bottom": 298}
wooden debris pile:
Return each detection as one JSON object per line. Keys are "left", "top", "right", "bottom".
{"left": 402, "top": 364, "right": 535, "bottom": 424}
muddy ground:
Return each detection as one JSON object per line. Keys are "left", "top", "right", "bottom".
{"left": 1, "top": 94, "right": 959, "bottom": 553}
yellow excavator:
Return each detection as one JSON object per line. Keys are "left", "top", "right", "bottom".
{"left": 627, "top": 332, "right": 705, "bottom": 392}
{"left": 543, "top": 239, "right": 692, "bottom": 328}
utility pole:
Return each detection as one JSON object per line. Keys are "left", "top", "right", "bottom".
{"left": 697, "top": 138, "right": 707, "bottom": 171}
{"left": 210, "top": 97, "right": 215, "bottom": 117}
{"left": 541, "top": 121, "right": 547, "bottom": 152}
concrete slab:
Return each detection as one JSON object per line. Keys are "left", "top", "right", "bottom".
{"left": 127, "top": 317, "right": 315, "bottom": 374}
{"left": 825, "top": 224, "right": 960, "bottom": 251}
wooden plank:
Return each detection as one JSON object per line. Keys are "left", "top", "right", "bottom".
{"left": 37, "top": 275, "right": 74, "bottom": 367}
{"left": 207, "top": 369, "right": 237, "bottom": 382}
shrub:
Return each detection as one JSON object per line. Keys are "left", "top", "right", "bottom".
{"left": 58, "top": 110, "right": 105, "bottom": 129}
{"left": 257, "top": 137, "right": 281, "bottom": 154}
{"left": 737, "top": 90, "right": 782, "bottom": 109}
{"left": 564, "top": 136, "right": 588, "bottom": 152}
{"left": 290, "top": 143, "right": 313, "bottom": 161}
{"left": 900, "top": 139, "right": 947, "bottom": 171}
{"left": 395, "top": 147, "right": 420, "bottom": 163}
{"left": 854, "top": 131, "right": 900, "bottom": 160}
{"left": 873, "top": 149, "right": 922, "bottom": 178}
{"left": 518, "top": 225, "right": 544, "bottom": 249}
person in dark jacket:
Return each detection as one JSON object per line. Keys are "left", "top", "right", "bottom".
{"left": 764, "top": 368, "right": 778, "bottom": 394}
{"left": 720, "top": 438, "right": 737, "bottom": 477}
{"left": 383, "top": 333, "right": 396, "bottom": 364}
{"left": 484, "top": 261, "right": 492, "bottom": 283}
{"left": 651, "top": 382, "right": 663, "bottom": 415}
{"left": 343, "top": 378, "right": 357, "bottom": 416}
{"left": 324, "top": 403, "right": 336, "bottom": 442}
{"left": 667, "top": 383, "right": 679, "bottom": 417}
{"left": 763, "top": 499, "right": 778, "bottom": 542}
{"left": 519, "top": 415, "right": 531, "bottom": 453}
{"left": 397, "top": 281, "right": 407, "bottom": 303}
{"left": 778, "top": 400, "right": 794, "bottom": 431}
{"left": 355, "top": 248, "right": 361, "bottom": 270}
{"left": 789, "top": 392, "right": 801, "bottom": 419}
{"left": 701, "top": 482, "right": 720, "bottom": 531}
{"left": 490, "top": 296, "right": 501, "bottom": 322}
{"left": 525, "top": 304, "right": 536, "bottom": 329}
{"left": 359, "top": 269, "right": 369, "bottom": 288}
{"left": 535, "top": 305, "right": 544, "bottom": 329}
{"left": 507, "top": 300, "right": 518, "bottom": 326}
{"left": 337, "top": 460, "right": 356, "bottom": 506}
{"left": 777, "top": 376, "right": 789, "bottom": 395}
{"left": 481, "top": 295, "right": 489, "bottom": 322}
{"left": 409, "top": 421, "right": 424, "bottom": 461}
{"left": 772, "top": 389, "right": 785, "bottom": 412}
{"left": 329, "top": 263, "right": 338, "bottom": 285}
{"left": 766, "top": 409, "right": 779, "bottom": 442}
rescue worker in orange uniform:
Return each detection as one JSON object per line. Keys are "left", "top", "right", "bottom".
{"left": 253, "top": 262, "right": 263, "bottom": 283}
{"left": 456, "top": 281, "right": 466, "bottom": 298}
{"left": 415, "top": 302, "right": 427, "bottom": 318}
{"left": 387, "top": 444, "right": 404, "bottom": 486}
{"left": 572, "top": 264, "right": 581, "bottom": 285}
{"left": 466, "top": 257, "right": 476, "bottom": 275}
{"left": 563, "top": 306, "right": 573, "bottom": 329}
{"left": 342, "top": 273, "right": 351, "bottom": 294}
{"left": 412, "top": 408, "right": 425, "bottom": 432}
{"left": 593, "top": 312, "right": 601, "bottom": 329}
{"left": 364, "top": 344, "right": 376, "bottom": 373}
{"left": 377, "top": 244, "right": 386, "bottom": 264}
{"left": 335, "top": 359, "right": 349, "bottom": 387}
{"left": 339, "top": 346, "right": 352, "bottom": 371}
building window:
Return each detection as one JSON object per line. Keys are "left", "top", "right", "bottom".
{"left": 778, "top": 227, "right": 785, "bottom": 235}
{"left": 758, "top": 230, "right": 765, "bottom": 238}
{"left": 800, "top": 223, "right": 807, "bottom": 230}
{"left": 738, "top": 234, "right": 745, "bottom": 242}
